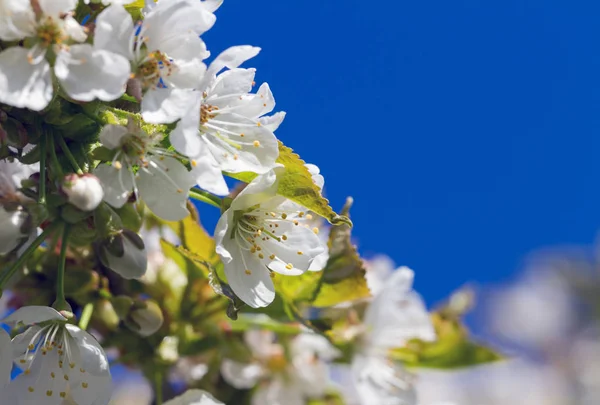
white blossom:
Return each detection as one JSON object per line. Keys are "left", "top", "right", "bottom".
{"left": 61, "top": 174, "right": 104, "bottom": 212}
{"left": 352, "top": 267, "right": 436, "bottom": 405}
{"left": 221, "top": 331, "right": 338, "bottom": 405}
{"left": 0, "top": 0, "right": 129, "bottom": 111}
{"left": 94, "top": 0, "right": 217, "bottom": 123}
{"left": 164, "top": 389, "right": 224, "bottom": 405}
{"left": 102, "top": 230, "right": 148, "bottom": 279}
{"left": 2, "top": 306, "right": 111, "bottom": 405}
{"left": 214, "top": 169, "right": 326, "bottom": 308}
{"left": 94, "top": 121, "right": 195, "bottom": 222}
{"left": 170, "top": 46, "right": 282, "bottom": 195}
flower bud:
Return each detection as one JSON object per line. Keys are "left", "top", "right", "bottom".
{"left": 95, "top": 299, "right": 120, "bottom": 330}
{"left": 101, "top": 230, "right": 147, "bottom": 279}
{"left": 0, "top": 206, "right": 31, "bottom": 255}
{"left": 125, "top": 299, "right": 164, "bottom": 337}
{"left": 62, "top": 173, "right": 104, "bottom": 212}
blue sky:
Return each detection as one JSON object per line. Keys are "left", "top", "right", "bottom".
{"left": 199, "top": 0, "right": 600, "bottom": 306}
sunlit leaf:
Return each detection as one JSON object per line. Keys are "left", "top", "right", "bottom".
{"left": 226, "top": 142, "right": 351, "bottom": 226}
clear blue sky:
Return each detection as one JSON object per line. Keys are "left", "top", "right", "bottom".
{"left": 199, "top": 0, "right": 600, "bottom": 305}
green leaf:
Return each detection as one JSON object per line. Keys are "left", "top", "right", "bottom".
{"left": 226, "top": 142, "right": 352, "bottom": 226}
{"left": 226, "top": 314, "right": 303, "bottom": 334}
{"left": 390, "top": 313, "right": 504, "bottom": 369}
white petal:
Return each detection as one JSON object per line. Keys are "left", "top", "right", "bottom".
{"left": 170, "top": 95, "right": 203, "bottom": 156}
{"left": 305, "top": 163, "right": 325, "bottom": 190}
{"left": 209, "top": 68, "right": 256, "bottom": 98}
{"left": 190, "top": 154, "right": 229, "bottom": 196}
{"left": 0, "top": 1, "right": 36, "bottom": 40}
{"left": 0, "top": 207, "right": 28, "bottom": 255}
{"left": 352, "top": 354, "right": 417, "bottom": 405}
{"left": 63, "top": 16, "right": 87, "bottom": 42}
{"left": 37, "top": 0, "right": 77, "bottom": 16}
{"left": 364, "top": 268, "right": 435, "bottom": 349}
{"left": 2, "top": 306, "right": 67, "bottom": 326}
{"left": 230, "top": 169, "right": 279, "bottom": 212}
{"left": 94, "top": 4, "right": 135, "bottom": 59}
{"left": 164, "top": 389, "right": 224, "bottom": 405}
{"left": 141, "top": 88, "right": 196, "bottom": 124}
{"left": 200, "top": 0, "right": 223, "bottom": 13}
{"left": 259, "top": 111, "right": 287, "bottom": 132}
{"left": 160, "top": 32, "right": 209, "bottom": 63}
{"left": 202, "top": 46, "right": 261, "bottom": 87}
{"left": 0, "top": 328, "right": 12, "bottom": 387}
{"left": 202, "top": 113, "right": 279, "bottom": 174}
{"left": 229, "top": 82, "right": 276, "bottom": 119}
{"left": 0, "top": 47, "right": 52, "bottom": 111}
{"left": 251, "top": 378, "right": 304, "bottom": 405}
{"left": 98, "top": 125, "right": 128, "bottom": 150}
{"left": 104, "top": 236, "right": 147, "bottom": 279}
{"left": 137, "top": 156, "right": 194, "bottom": 222}
{"left": 55, "top": 45, "right": 130, "bottom": 102}
{"left": 94, "top": 164, "right": 134, "bottom": 208}
{"left": 266, "top": 221, "right": 325, "bottom": 275}
{"left": 220, "top": 360, "right": 263, "bottom": 389}
{"left": 221, "top": 238, "right": 275, "bottom": 308}
{"left": 66, "top": 325, "right": 112, "bottom": 405}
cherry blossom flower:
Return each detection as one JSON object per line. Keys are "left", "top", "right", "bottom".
{"left": 0, "top": 0, "right": 130, "bottom": 111}
{"left": 214, "top": 169, "right": 326, "bottom": 308}
{"left": 221, "top": 330, "right": 339, "bottom": 405}
{"left": 170, "top": 46, "right": 282, "bottom": 195}
{"left": 94, "top": 0, "right": 217, "bottom": 124}
{"left": 164, "top": 389, "right": 224, "bottom": 405}
{"left": 2, "top": 306, "right": 111, "bottom": 405}
{"left": 94, "top": 121, "right": 195, "bottom": 222}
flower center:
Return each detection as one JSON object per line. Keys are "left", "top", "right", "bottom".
{"left": 137, "top": 51, "right": 174, "bottom": 90}
{"left": 36, "top": 16, "right": 64, "bottom": 48}
{"left": 265, "top": 353, "right": 288, "bottom": 372}
{"left": 200, "top": 103, "right": 219, "bottom": 125}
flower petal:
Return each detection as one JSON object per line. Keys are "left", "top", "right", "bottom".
{"left": 202, "top": 46, "right": 261, "bottom": 88}
{"left": 94, "top": 4, "right": 135, "bottom": 59}
{"left": 2, "top": 306, "right": 67, "bottom": 326}
{"left": 190, "top": 153, "right": 229, "bottom": 196}
{"left": 37, "top": 0, "right": 76, "bottom": 16}
{"left": 94, "top": 164, "right": 134, "bottom": 208}
{"left": 266, "top": 221, "right": 325, "bottom": 275}
{"left": 104, "top": 236, "right": 147, "bottom": 279}
{"left": 220, "top": 360, "right": 263, "bottom": 389}
{"left": 55, "top": 45, "right": 130, "bottom": 102}
{"left": 98, "top": 124, "right": 128, "bottom": 150}
{"left": 164, "top": 389, "right": 224, "bottom": 405}
{"left": 259, "top": 111, "right": 287, "bottom": 132}
{"left": 0, "top": 328, "right": 12, "bottom": 387}
{"left": 0, "top": 47, "right": 52, "bottom": 111}
{"left": 137, "top": 156, "right": 194, "bottom": 222}
{"left": 141, "top": 88, "right": 196, "bottom": 124}
{"left": 229, "top": 169, "right": 279, "bottom": 212}
{"left": 0, "top": 1, "right": 36, "bottom": 40}
{"left": 251, "top": 378, "right": 305, "bottom": 405}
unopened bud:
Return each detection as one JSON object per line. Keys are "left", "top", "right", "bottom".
{"left": 95, "top": 299, "right": 120, "bottom": 330}
{"left": 111, "top": 295, "right": 134, "bottom": 318}
{"left": 125, "top": 300, "right": 164, "bottom": 337}
{"left": 101, "top": 231, "right": 147, "bottom": 279}
{"left": 62, "top": 174, "right": 104, "bottom": 212}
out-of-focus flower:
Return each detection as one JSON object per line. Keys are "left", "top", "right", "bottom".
{"left": 0, "top": 328, "right": 11, "bottom": 392}
{"left": 101, "top": 230, "right": 148, "bottom": 279}
{"left": 164, "top": 389, "right": 224, "bottom": 405}
{"left": 170, "top": 46, "right": 281, "bottom": 195}
{"left": 215, "top": 169, "right": 325, "bottom": 308}
{"left": 221, "top": 330, "right": 339, "bottom": 405}
{"left": 2, "top": 306, "right": 112, "bottom": 404}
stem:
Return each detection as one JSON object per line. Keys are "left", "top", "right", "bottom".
{"left": 188, "top": 188, "right": 222, "bottom": 209}
{"left": 57, "top": 135, "right": 84, "bottom": 175}
{"left": 56, "top": 224, "right": 71, "bottom": 305}
{"left": 0, "top": 223, "right": 59, "bottom": 289}
{"left": 154, "top": 370, "right": 163, "bottom": 405}
{"left": 78, "top": 302, "right": 94, "bottom": 330}
{"left": 46, "top": 130, "right": 64, "bottom": 179}
{"left": 39, "top": 133, "right": 46, "bottom": 204}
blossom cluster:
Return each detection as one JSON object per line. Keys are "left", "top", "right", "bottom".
{"left": 0, "top": 1, "right": 509, "bottom": 404}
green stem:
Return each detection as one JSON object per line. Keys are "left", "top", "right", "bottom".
{"left": 0, "top": 223, "right": 59, "bottom": 289}
{"left": 57, "top": 135, "right": 84, "bottom": 175}
{"left": 39, "top": 133, "right": 46, "bottom": 204}
{"left": 46, "top": 130, "right": 64, "bottom": 179}
{"left": 154, "top": 370, "right": 163, "bottom": 405}
{"left": 56, "top": 224, "right": 71, "bottom": 305}
{"left": 78, "top": 302, "right": 94, "bottom": 330}
{"left": 188, "top": 188, "right": 222, "bottom": 209}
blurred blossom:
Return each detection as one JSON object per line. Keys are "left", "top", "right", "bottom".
{"left": 363, "top": 255, "right": 396, "bottom": 296}
{"left": 109, "top": 367, "right": 153, "bottom": 405}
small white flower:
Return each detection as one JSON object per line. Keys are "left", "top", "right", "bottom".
{"left": 94, "top": 1, "right": 217, "bottom": 124}
{"left": 61, "top": 173, "right": 104, "bottom": 212}
{"left": 0, "top": 0, "right": 129, "bottom": 110}
{"left": 2, "top": 306, "right": 111, "bottom": 405}
{"left": 94, "top": 121, "right": 195, "bottom": 221}
{"left": 221, "top": 331, "right": 338, "bottom": 405}
{"left": 0, "top": 328, "right": 11, "bottom": 391}
{"left": 164, "top": 389, "right": 224, "bottom": 405}
{"left": 214, "top": 169, "right": 326, "bottom": 308}
{"left": 352, "top": 267, "right": 436, "bottom": 405}
{"left": 170, "top": 46, "right": 282, "bottom": 195}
